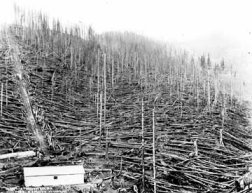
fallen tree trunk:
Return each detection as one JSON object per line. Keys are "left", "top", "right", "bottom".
{"left": 0, "top": 151, "right": 36, "bottom": 160}
{"left": 6, "top": 31, "right": 48, "bottom": 154}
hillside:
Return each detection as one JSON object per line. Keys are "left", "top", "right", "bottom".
{"left": 0, "top": 8, "right": 252, "bottom": 193}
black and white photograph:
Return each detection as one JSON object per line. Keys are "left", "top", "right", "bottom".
{"left": 0, "top": 0, "right": 251, "bottom": 192}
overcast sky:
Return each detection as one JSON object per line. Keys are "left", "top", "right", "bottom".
{"left": 1, "top": 0, "right": 251, "bottom": 39}
{"left": 0, "top": 0, "right": 251, "bottom": 97}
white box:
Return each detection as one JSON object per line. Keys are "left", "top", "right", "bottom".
{"left": 24, "top": 165, "right": 85, "bottom": 187}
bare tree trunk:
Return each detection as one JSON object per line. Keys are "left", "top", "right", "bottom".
{"left": 0, "top": 83, "right": 3, "bottom": 117}
{"left": 207, "top": 69, "right": 211, "bottom": 110}
{"left": 152, "top": 107, "right": 157, "bottom": 193}
{"left": 141, "top": 97, "right": 145, "bottom": 192}
{"left": 7, "top": 32, "right": 48, "bottom": 153}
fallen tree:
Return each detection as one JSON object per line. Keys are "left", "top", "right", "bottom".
{"left": 6, "top": 31, "right": 48, "bottom": 154}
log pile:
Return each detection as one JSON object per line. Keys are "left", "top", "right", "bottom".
{"left": 0, "top": 27, "right": 252, "bottom": 193}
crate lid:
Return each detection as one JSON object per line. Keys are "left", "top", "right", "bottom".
{"left": 24, "top": 165, "right": 85, "bottom": 177}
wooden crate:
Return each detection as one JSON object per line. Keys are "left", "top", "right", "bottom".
{"left": 24, "top": 165, "right": 85, "bottom": 187}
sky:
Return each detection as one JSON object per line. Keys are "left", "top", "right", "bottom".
{"left": 1, "top": 0, "right": 251, "bottom": 40}
{"left": 0, "top": 0, "right": 251, "bottom": 99}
